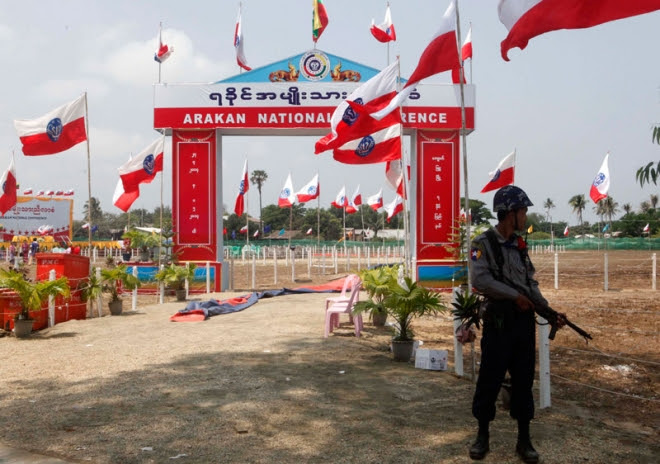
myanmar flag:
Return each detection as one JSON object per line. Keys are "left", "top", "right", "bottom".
{"left": 313, "top": 0, "right": 329, "bottom": 42}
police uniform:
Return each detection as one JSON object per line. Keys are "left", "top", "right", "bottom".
{"left": 469, "top": 226, "right": 546, "bottom": 424}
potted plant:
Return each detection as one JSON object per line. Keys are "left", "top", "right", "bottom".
{"left": 121, "top": 229, "right": 160, "bottom": 262}
{"left": 0, "top": 268, "right": 70, "bottom": 338}
{"left": 154, "top": 262, "right": 196, "bottom": 301}
{"left": 384, "top": 275, "right": 446, "bottom": 362}
{"left": 101, "top": 264, "right": 141, "bottom": 315}
{"left": 451, "top": 285, "right": 484, "bottom": 379}
{"left": 79, "top": 271, "right": 103, "bottom": 318}
{"left": 354, "top": 265, "right": 397, "bottom": 327}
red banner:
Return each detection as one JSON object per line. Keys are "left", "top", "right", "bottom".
{"left": 416, "top": 132, "right": 459, "bottom": 261}
{"left": 172, "top": 131, "right": 217, "bottom": 261}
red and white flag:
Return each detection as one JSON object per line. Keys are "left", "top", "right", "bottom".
{"left": 371, "top": 5, "right": 396, "bottom": 42}
{"left": 14, "top": 94, "right": 87, "bottom": 156}
{"left": 643, "top": 223, "right": 650, "bottom": 233}
{"left": 239, "top": 225, "right": 248, "bottom": 234}
{"left": 253, "top": 229, "right": 259, "bottom": 238}
{"left": 119, "top": 137, "right": 164, "bottom": 193}
{"left": 45, "top": 190, "right": 55, "bottom": 196}
{"left": 372, "top": 1, "right": 459, "bottom": 120}
{"left": 499, "top": 0, "right": 660, "bottom": 61}
{"left": 367, "top": 189, "right": 383, "bottom": 211}
{"left": 315, "top": 60, "right": 399, "bottom": 154}
{"left": 563, "top": 226, "right": 569, "bottom": 237}
{"left": 332, "top": 123, "right": 401, "bottom": 165}
{"left": 63, "top": 189, "right": 74, "bottom": 196}
{"left": 385, "top": 195, "right": 403, "bottom": 222}
{"left": 0, "top": 159, "right": 17, "bottom": 216}
{"left": 234, "top": 5, "right": 251, "bottom": 71}
{"left": 113, "top": 179, "right": 139, "bottom": 213}
{"left": 589, "top": 153, "right": 610, "bottom": 204}
{"left": 278, "top": 173, "right": 296, "bottom": 208}
{"left": 154, "top": 24, "right": 173, "bottom": 63}
{"left": 306, "top": 227, "right": 313, "bottom": 236}
{"left": 234, "top": 160, "right": 249, "bottom": 217}
{"left": 462, "top": 24, "right": 473, "bottom": 60}
{"left": 481, "top": 151, "right": 515, "bottom": 193}
{"left": 295, "top": 174, "right": 320, "bottom": 203}
{"left": 385, "top": 160, "right": 406, "bottom": 198}
{"left": 22, "top": 188, "right": 33, "bottom": 195}
{"left": 36, "top": 190, "right": 45, "bottom": 196}
{"left": 345, "top": 185, "right": 361, "bottom": 214}
{"left": 331, "top": 186, "right": 348, "bottom": 209}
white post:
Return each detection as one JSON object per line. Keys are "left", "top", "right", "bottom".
{"left": 322, "top": 246, "right": 326, "bottom": 275}
{"left": 159, "top": 264, "right": 164, "bottom": 305}
{"left": 273, "top": 249, "right": 278, "bottom": 285}
{"left": 333, "top": 246, "right": 338, "bottom": 274}
{"left": 452, "top": 286, "right": 464, "bottom": 377}
{"left": 48, "top": 269, "right": 56, "bottom": 327}
{"left": 367, "top": 246, "right": 371, "bottom": 268}
{"left": 357, "top": 247, "right": 361, "bottom": 272}
{"left": 604, "top": 252, "right": 609, "bottom": 291}
{"left": 652, "top": 253, "right": 657, "bottom": 291}
{"left": 291, "top": 247, "right": 296, "bottom": 282}
{"left": 185, "top": 276, "right": 189, "bottom": 299}
{"left": 346, "top": 246, "right": 350, "bottom": 271}
{"left": 205, "top": 262, "right": 211, "bottom": 293}
{"left": 554, "top": 252, "right": 559, "bottom": 290}
{"left": 538, "top": 316, "right": 552, "bottom": 408}
{"left": 131, "top": 266, "right": 138, "bottom": 311}
{"left": 307, "top": 247, "right": 312, "bottom": 278}
{"left": 285, "top": 247, "right": 289, "bottom": 267}
{"left": 251, "top": 253, "right": 256, "bottom": 289}
{"left": 96, "top": 267, "right": 102, "bottom": 317}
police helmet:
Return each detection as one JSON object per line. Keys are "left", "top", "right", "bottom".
{"left": 492, "top": 185, "right": 533, "bottom": 212}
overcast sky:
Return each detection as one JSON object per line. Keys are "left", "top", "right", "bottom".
{"left": 0, "top": 0, "right": 657, "bottom": 226}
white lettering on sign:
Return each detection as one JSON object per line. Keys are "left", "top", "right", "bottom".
{"left": 257, "top": 112, "right": 332, "bottom": 125}
{"left": 402, "top": 112, "right": 447, "bottom": 124}
{"left": 182, "top": 113, "right": 247, "bottom": 124}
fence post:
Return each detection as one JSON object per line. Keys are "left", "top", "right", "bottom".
{"left": 538, "top": 317, "right": 552, "bottom": 409}
{"left": 554, "top": 252, "right": 559, "bottom": 290}
{"left": 273, "top": 249, "right": 278, "bottom": 285}
{"left": 308, "top": 247, "right": 312, "bottom": 278}
{"left": 333, "top": 246, "right": 338, "bottom": 274}
{"left": 652, "top": 253, "right": 657, "bottom": 291}
{"left": 131, "top": 266, "right": 138, "bottom": 311}
{"left": 357, "top": 247, "right": 361, "bottom": 272}
{"left": 251, "top": 253, "right": 257, "bottom": 289}
{"left": 48, "top": 269, "right": 56, "bottom": 327}
{"left": 291, "top": 247, "right": 296, "bottom": 282}
{"left": 230, "top": 254, "right": 235, "bottom": 291}
{"left": 603, "top": 252, "right": 609, "bottom": 291}
{"left": 452, "top": 286, "right": 464, "bottom": 377}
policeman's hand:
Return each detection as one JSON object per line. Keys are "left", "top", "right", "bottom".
{"left": 515, "top": 293, "right": 534, "bottom": 312}
{"left": 556, "top": 312, "right": 568, "bottom": 329}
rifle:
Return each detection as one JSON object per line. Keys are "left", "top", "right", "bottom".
{"left": 535, "top": 305, "right": 593, "bottom": 343}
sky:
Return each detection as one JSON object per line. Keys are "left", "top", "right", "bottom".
{"left": 0, "top": 0, "right": 658, "bottom": 227}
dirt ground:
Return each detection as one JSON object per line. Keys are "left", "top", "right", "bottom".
{"left": 0, "top": 250, "right": 657, "bottom": 463}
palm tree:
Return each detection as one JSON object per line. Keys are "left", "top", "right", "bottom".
{"left": 568, "top": 194, "right": 587, "bottom": 226}
{"left": 250, "top": 170, "right": 268, "bottom": 234}
{"left": 640, "top": 201, "right": 651, "bottom": 213}
{"left": 622, "top": 203, "right": 632, "bottom": 215}
{"left": 543, "top": 198, "right": 555, "bottom": 222}
{"left": 650, "top": 194, "right": 658, "bottom": 211}
{"left": 83, "top": 197, "right": 103, "bottom": 225}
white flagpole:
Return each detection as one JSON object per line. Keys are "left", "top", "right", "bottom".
{"left": 158, "top": 165, "right": 163, "bottom": 267}
{"left": 83, "top": 92, "right": 93, "bottom": 254}
{"left": 157, "top": 22, "right": 162, "bottom": 84}
{"left": 455, "top": 0, "right": 472, "bottom": 286}
{"left": 316, "top": 172, "right": 321, "bottom": 248}
{"left": 245, "top": 159, "right": 250, "bottom": 247}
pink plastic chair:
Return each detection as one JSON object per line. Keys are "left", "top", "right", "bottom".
{"left": 324, "top": 277, "right": 363, "bottom": 338}
{"left": 325, "top": 274, "right": 361, "bottom": 314}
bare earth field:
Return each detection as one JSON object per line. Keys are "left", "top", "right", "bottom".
{"left": 0, "top": 250, "right": 658, "bottom": 463}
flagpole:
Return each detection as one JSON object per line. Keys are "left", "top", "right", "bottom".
{"left": 316, "top": 173, "right": 321, "bottom": 248}
{"left": 158, "top": 22, "right": 162, "bottom": 84}
{"left": 468, "top": 21, "right": 473, "bottom": 84}
{"left": 158, "top": 167, "right": 163, "bottom": 267}
{"left": 455, "top": 0, "right": 472, "bottom": 287}
{"left": 393, "top": 55, "right": 411, "bottom": 277}
{"left": 83, "top": 92, "right": 93, "bottom": 256}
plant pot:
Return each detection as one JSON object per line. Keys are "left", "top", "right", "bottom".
{"left": 108, "top": 299, "right": 123, "bottom": 316}
{"left": 371, "top": 311, "right": 388, "bottom": 327}
{"left": 391, "top": 339, "right": 415, "bottom": 362}
{"left": 13, "top": 319, "right": 34, "bottom": 338}
{"left": 175, "top": 288, "right": 187, "bottom": 301}
{"left": 122, "top": 252, "right": 132, "bottom": 262}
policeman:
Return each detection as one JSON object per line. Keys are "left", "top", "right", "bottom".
{"left": 468, "top": 185, "right": 561, "bottom": 463}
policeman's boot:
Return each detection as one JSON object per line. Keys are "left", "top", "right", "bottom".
{"left": 469, "top": 421, "right": 490, "bottom": 460}
{"left": 516, "top": 420, "right": 539, "bottom": 464}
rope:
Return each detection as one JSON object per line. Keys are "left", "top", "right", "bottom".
{"left": 551, "top": 373, "right": 660, "bottom": 403}
{"left": 553, "top": 345, "right": 660, "bottom": 366}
